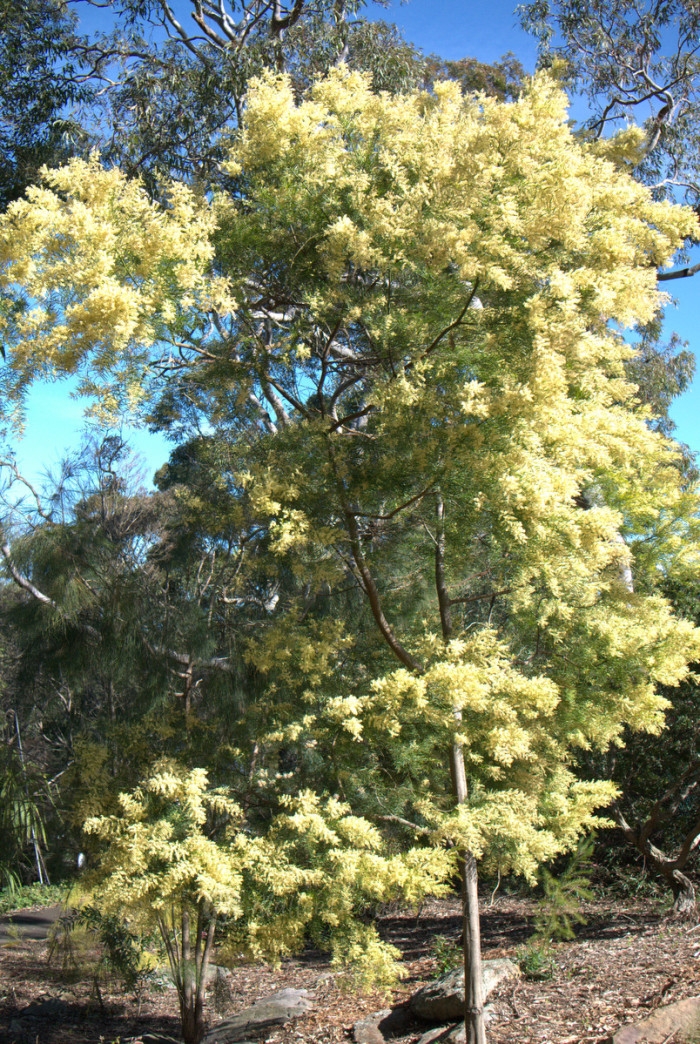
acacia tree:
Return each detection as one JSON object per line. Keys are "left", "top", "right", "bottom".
{"left": 520, "top": 0, "right": 700, "bottom": 253}
{"left": 2, "top": 70, "right": 700, "bottom": 1041}
{"left": 84, "top": 761, "right": 447, "bottom": 1044}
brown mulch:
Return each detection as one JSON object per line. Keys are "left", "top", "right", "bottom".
{"left": 1, "top": 895, "right": 699, "bottom": 1043}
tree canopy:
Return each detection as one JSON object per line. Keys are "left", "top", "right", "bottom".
{"left": 2, "top": 61, "right": 699, "bottom": 866}
{"left": 3, "top": 12, "right": 700, "bottom": 1043}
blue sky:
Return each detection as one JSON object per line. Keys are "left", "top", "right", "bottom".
{"left": 9, "top": 0, "right": 700, "bottom": 489}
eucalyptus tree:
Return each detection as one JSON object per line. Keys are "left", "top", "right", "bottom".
{"left": 0, "top": 0, "right": 89, "bottom": 210}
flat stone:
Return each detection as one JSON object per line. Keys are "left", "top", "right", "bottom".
{"left": 124, "top": 1036, "right": 183, "bottom": 1043}
{"left": 410, "top": 959, "right": 519, "bottom": 1022}
{"left": 0, "top": 906, "right": 64, "bottom": 945}
{"left": 18, "top": 998, "right": 73, "bottom": 1019}
{"left": 202, "top": 988, "right": 314, "bottom": 1043}
{"left": 612, "top": 995, "right": 700, "bottom": 1044}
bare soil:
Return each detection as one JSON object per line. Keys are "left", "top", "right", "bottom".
{"left": 1, "top": 894, "right": 699, "bottom": 1044}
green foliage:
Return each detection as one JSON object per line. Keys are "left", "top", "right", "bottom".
{"left": 532, "top": 835, "right": 596, "bottom": 944}
{"left": 425, "top": 51, "right": 525, "bottom": 100}
{"left": 519, "top": 0, "right": 700, "bottom": 207}
{"left": 47, "top": 911, "right": 98, "bottom": 982}
{"left": 517, "top": 939, "right": 557, "bottom": 981}
{"left": 0, "top": 739, "right": 49, "bottom": 887}
{"left": 625, "top": 315, "right": 696, "bottom": 439}
{"left": 47, "top": 905, "right": 154, "bottom": 999}
{"left": 0, "top": 0, "right": 87, "bottom": 209}
{"left": 0, "top": 882, "right": 65, "bottom": 915}
{"left": 79, "top": 905, "right": 157, "bottom": 998}
{"left": 431, "top": 934, "right": 463, "bottom": 975}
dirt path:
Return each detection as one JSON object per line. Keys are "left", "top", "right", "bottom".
{"left": 0, "top": 906, "right": 63, "bottom": 946}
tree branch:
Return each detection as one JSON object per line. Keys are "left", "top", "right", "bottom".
{"left": 658, "top": 262, "right": 700, "bottom": 281}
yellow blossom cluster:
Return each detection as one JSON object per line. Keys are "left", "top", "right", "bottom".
{"left": 3, "top": 66, "right": 700, "bottom": 893}
{"left": 84, "top": 764, "right": 450, "bottom": 988}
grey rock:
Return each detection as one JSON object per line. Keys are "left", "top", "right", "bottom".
{"left": 124, "top": 1036, "right": 183, "bottom": 1043}
{"left": 410, "top": 959, "right": 519, "bottom": 1022}
{"left": 204, "top": 963, "right": 232, "bottom": 985}
{"left": 416, "top": 1027, "right": 452, "bottom": 1044}
{"left": 155, "top": 963, "right": 230, "bottom": 988}
{"left": 444, "top": 1005, "right": 497, "bottom": 1042}
{"left": 377, "top": 1004, "right": 413, "bottom": 1038}
{"left": 354, "top": 1011, "right": 390, "bottom": 1044}
{"left": 353, "top": 1003, "right": 414, "bottom": 1043}
{"left": 202, "top": 987, "right": 314, "bottom": 1043}
{"left": 612, "top": 995, "right": 700, "bottom": 1044}
{"left": 19, "top": 997, "right": 73, "bottom": 1019}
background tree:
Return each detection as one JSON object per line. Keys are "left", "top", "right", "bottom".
{"left": 577, "top": 567, "right": 700, "bottom": 913}
{"left": 0, "top": 711, "right": 50, "bottom": 888}
{"left": 0, "top": 0, "right": 88, "bottom": 211}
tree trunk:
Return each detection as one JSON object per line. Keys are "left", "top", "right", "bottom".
{"left": 180, "top": 996, "right": 206, "bottom": 1044}
{"left": 439, "top": 497, "right": 486, "bottom": 1044}
{"left": 669, "top": 869, "right": 697, "bottom": 917}
{"left": 451, "top": 737, "right": 486, "bottom": 1044}
{"left": 461, "top": 847, "right": 486, "bottom": 1044}
{"left": 179, "top": 907, "right": 207, "bottom": 1044}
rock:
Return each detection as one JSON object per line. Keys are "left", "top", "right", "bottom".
{"left": 353, "top": 1004, "right": 413, "bottom": 1043}
{"left": 354, "top": 1011, "right": 390, "bottom": 1044}
{"left": 384, "top": 1005, "right": 414, "bottom": 1037}
{"left": 124, "top": 1036, "right": 183, "bottom": 1043}
{"left": 202, "top": 987, "right": 314, "bottom": 1043}
{"left": 204, "top": 963, "right": 232, "bottom": 985}
{"left": 416, "top": 1027, "right": 452, "bottom": 1044}
{"left": 18, "top": 997, "right": 73, "bottom": 1019}
{"left": 611, "top": 995, "right": 700, "bottom": 1044}
{"left": 410, "top": 959, "right": 519, "bottom": 1022}
{"left": 443, "top": 1005, "right": 497, "bottom": 1042}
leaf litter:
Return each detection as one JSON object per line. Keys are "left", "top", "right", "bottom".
{"left": 0, "top": 895, "right": 698, "bottom": 1043}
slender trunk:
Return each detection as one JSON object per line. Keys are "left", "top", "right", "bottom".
{"left": 462, "top": 849, "right": 486, "bottom": 1044}
{"left": 179, "top": 907, "right": 207, "bottom": 1044}
{"left": 333, "top": 481, "right": 489, "bottom": 1042}
{"left": 438, "top": 497, "right": 485, "bottom": 1044}
{"left": 181, "top": 1000, "right": 206, "bottom": 1044}
{"left": 194, "top": 914, "right": 217, "bottom": 1041}
{"left": 174, "top": 903, "right": 216, "bottom": 1044}
{"left": 450, "top": 738, "right": 486, "bottom": 1044}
